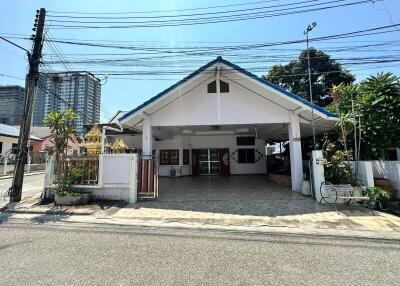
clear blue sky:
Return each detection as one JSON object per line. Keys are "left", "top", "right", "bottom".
{"left": 0, "top": 0, "right": 399, "bottom": 122}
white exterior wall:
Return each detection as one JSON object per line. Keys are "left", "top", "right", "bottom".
{"left": 118, "top": 134, "right": 266, "bottom": 176}
{"left": 150, "top": 77, "right": 291, "bottom": 127}
{"left": 0, "top": 135, "right": 18, "bottom": 156}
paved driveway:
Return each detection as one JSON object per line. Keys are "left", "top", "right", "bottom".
{"left": 112, "top": 175, "right": 400, "bottom": 232}
{"left": 151, "top": 175, "right": 328, "bottom": 217}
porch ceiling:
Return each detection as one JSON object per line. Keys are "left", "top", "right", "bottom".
{"left": 147, "top": 122, "right": 335, "bottom": 141}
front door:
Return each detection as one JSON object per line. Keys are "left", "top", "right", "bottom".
{"left": 199, "top": 149, "right": 220, "bottom": 175}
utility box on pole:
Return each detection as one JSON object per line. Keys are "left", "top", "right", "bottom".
{"left": 9, "top": 8, "right": 46, "bottom": 202}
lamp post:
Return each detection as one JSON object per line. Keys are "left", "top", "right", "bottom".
{"left": 304, "top": 22, "right": 317, "bottom": 150}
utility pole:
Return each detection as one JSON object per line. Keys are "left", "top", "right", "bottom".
{"left": 9, "top": 8, "right": 46, "bottom": 202}
{"left": 304, "top": 22, "right": 317, "bottom": 150}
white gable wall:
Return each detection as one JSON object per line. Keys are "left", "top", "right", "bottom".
{"left": 150, "top": 76, "right": 290, "bottom": 127}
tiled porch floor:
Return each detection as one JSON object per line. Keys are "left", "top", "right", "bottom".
{"left": 138, "top": 175, "right": 331, "bottom": 217}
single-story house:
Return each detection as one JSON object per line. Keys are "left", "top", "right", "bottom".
{"left": 29, "top": 126, "right": 81, "bottom": 155}
{"left": 114, "top": 57, "right": 337, "bottom": 192}
{"left": 0, "top": 123, "right": 42, "bottom": 160}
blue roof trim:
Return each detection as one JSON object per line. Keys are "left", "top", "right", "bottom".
{"left": 119, "top": 57, "right": 221, "bottom": 121}
{"left": 119, "top": 56, "right": 337, "bottom": 122}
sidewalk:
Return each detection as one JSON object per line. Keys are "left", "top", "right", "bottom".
{"left": 2, "top": 194, "right": 400, "bottom": 240}
{"left": 110, "top": 203, "right": 400, "bottom": 233}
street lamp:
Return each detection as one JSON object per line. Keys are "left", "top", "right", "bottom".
{"left": 304, "top": 22, "right": 317, "bottom": 150}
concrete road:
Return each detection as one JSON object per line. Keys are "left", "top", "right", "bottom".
{"left": 0, "top": 221, "right": 399, "bottom": 286}
{"left": 0, "top": 174, "right": 44, "bottom": 199}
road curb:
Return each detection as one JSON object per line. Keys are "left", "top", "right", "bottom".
{"left": 0, "top": 171, "right": 44, "bottom": 180}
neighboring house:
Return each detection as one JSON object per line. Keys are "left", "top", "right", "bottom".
{"left": 115, "top": 57, "right": 337, "bottom": 192}
{"left": 29, "top": 126, "right": 81, "bottom": 155}
{"left": 0, "top": 123, "right": 41, "bottom": 159}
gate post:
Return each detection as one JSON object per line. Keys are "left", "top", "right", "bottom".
{"left": 129, "top": 153, "right": 138, "bottom": 203}
{"left": 311, "top": 150, "right": 325, "bottom": 203}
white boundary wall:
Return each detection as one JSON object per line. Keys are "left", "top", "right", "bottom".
{"left": 311, "top": 154, "right": 375, "bottom": 204}
{"left": 44, "top": 154, "right": 138, "bottom": 203}
{"left": 371, "top": 160, "right": 400, "bottom": 199}
{"left": 350, "top": 161, "right": 374, "bottom": 188}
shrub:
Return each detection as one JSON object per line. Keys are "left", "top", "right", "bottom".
{"left": 323, "top": 142, "right": 353, "bottom": 184}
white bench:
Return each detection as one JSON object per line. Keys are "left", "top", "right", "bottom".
{"left": 320, "top": 182, "right": 369, "bottom": 204}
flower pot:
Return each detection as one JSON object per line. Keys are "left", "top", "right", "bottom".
{"left": 54, "top": 193, "right": 90, "bottom": 206}
{"left": 302, "top": 180, "right": 311, "bottom": 196}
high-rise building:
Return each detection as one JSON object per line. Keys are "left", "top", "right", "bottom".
{"left": 34, "top": 72, "right": 101, "bottom": 135}
{"left": 0, "top": 85, "right": 25, "bottom": 125}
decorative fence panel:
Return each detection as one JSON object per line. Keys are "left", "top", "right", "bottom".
{"left": 61, "top": 155, "right": 99, "bottom": 185}
{"left": 137, "top": 156, "right": 158, "bottom": 199}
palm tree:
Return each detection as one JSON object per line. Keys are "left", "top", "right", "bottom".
{"left": 44, "top": 108, "right": 77, "bottom": 185}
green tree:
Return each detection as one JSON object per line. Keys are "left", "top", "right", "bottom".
{"left": 358, "top": 73, "right": 400, "bottom": 159}
{"left": 44, "top": 108, "right": 77, "bottom": 184}
{"left": 264, "top": 48, "right": 355, "bottom": 106}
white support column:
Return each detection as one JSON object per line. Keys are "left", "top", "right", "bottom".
{"left": 311, "top": 150, "right": 325, "bottom": 203}
{"left": 129, "top": 153, "right": 138, "bottom": 203}
{"left": 288, "top": 112, "right": 303, "bottom": 192}
{"left": 142, "top": 113, "right": 153, "bottom": 157}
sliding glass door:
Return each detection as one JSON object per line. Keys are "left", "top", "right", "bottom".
{"left": 198, "top": 149, "right": 220, "bottom": 175}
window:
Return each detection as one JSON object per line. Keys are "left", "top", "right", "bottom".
{"left": 0, "top": 142, "right": 2, "bottom": 154}
{"left": 160, "top": 150, "right": 179, "bottom": 165}
{"left": 183, "top": 149, "right": 190, "bottom": 165}
{"left": 238, "top": 149, "right": 255, "bottom": 164}
{"left": 207, "top": 80, "right": 230, "bottom": 93}
{"left": 237, "top": 136, "right": 255, "bottom": 146}
{"left": 11, "top": 143, "right": 18, "bottom": 154}
{"left": 207, "top": 81, "right": 216, "bottom": 93}
{"left": 220, "top": 80, "right": 229, "bottom": 93}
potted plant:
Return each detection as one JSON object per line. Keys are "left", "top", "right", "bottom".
{"left": 362, "top": 186, "right": 390, "bottom": 210}
{"left": 54, "top": 180, "right": 90, "bottom": 206}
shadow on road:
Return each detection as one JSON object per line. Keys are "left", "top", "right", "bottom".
{"left": 30, "top": 213, "right": 70, "bottom": 224}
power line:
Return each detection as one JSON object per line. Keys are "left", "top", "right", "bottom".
{"left": 47, "top": 0, "right": 378, "bottom": 29}
{"left": 47, "top": 0, "right": 281, "bottom": 15}
{"left": 0, "top": 72, "right": 25, "bottom": 80}
{"left": 47, "top": 0, "right": 321, "bottom": 19}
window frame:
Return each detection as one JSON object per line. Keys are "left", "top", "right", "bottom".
{"left": 159, "top": 149, "right": 179, "bottom": 165}
{"left": 237, "top": 148, "right": 256, "bottom": 164}
{"left": 207, "top": 80, "right": 230, "bottom": 93}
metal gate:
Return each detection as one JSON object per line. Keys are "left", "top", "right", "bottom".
{"left": 137, "top": 155, "right": 158, "bottom": 199}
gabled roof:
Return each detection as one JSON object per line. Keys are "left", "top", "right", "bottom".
{"left": 119, "top": 56, "right": 337, "bottom": 122}
{"left": 0, "top": 123, "right": 41, "bottom": 141}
